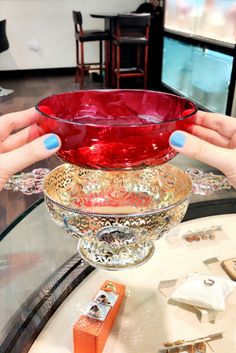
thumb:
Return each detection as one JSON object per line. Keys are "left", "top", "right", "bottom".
{"left": 0, "top": 134, "right": 61, "bottom": 190}
{"left": 169, "top": 131, "right": 236, "bottom": 186}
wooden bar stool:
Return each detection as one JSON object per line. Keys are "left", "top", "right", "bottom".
{"left": 72, "top": 11, "right": 110, "bottom": 89}
{"left": 111, "top": 14, "right": 150, "bottom": 89}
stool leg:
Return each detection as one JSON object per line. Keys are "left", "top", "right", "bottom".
{"left": 105, "top": 40, "right": 109, "bottom": 87}
{"left": 137, "top": 46, "right": 141, "bottom": 71}
{"left": 99, "top": 40, "right": 103, "bottom": 76}
{"left": 80, "top": 41, "right": 84, "bottom": 89}
{"left": 116, "top": 46, "right": 120, "bottom": 89}
{"left": 75, "top": 39, "right": 79, "bottom": 83}
{"left": 111, "top": 42, "right": 116, "bottom": 88}
{"left": 144, "top": 44, "right": 149, "bottom": 90}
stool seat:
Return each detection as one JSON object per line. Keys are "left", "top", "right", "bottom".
{"left": 77, "top": 30, "right": 110, "bottom": 42}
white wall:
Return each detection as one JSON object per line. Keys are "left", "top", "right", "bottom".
{"left": 0, "top": 0, "right": 142, "bottom": 71}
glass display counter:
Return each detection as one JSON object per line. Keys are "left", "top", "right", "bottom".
{"left": 1, "top": 179, "right": 236, "bottom": 352}
{"left": 162, "top": 0, "right": 236, "bottom": 115}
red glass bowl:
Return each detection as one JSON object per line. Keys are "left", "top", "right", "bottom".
{"left": 36, "top": 90, "right": 197, "bottom": 170}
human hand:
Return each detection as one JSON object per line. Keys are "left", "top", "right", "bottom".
{"left": 169, "top": 111, "right": 236, "bottom": 188}
{"left": 0, "top": 107, "right": 61, "bottom": 191}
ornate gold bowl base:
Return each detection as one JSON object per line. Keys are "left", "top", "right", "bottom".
{"left": 43, "top": 164, "right": 192, "bottom": 270}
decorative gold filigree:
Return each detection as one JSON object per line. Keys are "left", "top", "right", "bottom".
{"left": 43, "top": 163, "right": 191, "bottom": 269}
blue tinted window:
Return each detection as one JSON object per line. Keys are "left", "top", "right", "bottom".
{"left": 162, "top": 37, "right": 234, "bottom": 113}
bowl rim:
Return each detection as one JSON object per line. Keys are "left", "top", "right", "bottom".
{"left": 44, "top": 193, "right": 190, "bottom": 218}
{"left": 43, "top": 163, "right": 193, "bottom": 217}
{"left": 35, "top": 89, "right": 198, "bottom": 128}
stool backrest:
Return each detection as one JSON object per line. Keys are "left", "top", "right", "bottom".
{"left": 117, "top": 14, "right": 150, "bottom": 28}
{"left": 0, "top": 19, "right": 9, "bottom": 53}
{"left": 72, "top": 10, "right": 83, "bottom": 33}
{"left": 116, "top": 14, "right": 150, "bottom": 39}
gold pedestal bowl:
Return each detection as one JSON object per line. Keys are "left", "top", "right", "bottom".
{"left": 43, "top": 163, "right": 192, "bottom": 270}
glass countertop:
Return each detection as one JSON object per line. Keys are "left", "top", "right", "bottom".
{"left": 1, "top": 167, "right": 236, "bottom": 353}
{"left": 0, "top": 200, "right": 78, "bottom": 342}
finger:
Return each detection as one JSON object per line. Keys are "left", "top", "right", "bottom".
{"left": 192, "top": 125, "right": 230, "bottom": 148}
{"left": 169, "top": 130, "right": 234, "bottom": 173}
{"left": 196, "top": 111, "right": 236, "bottom": 138}
{"left": 1, "top": 124, "right": 44, "bottom": 153}
{"left": 0, "top": 134, "right": 61, "bottom": 190}
{"left": 0, "top": 108, "right": 40, "bottom": 141}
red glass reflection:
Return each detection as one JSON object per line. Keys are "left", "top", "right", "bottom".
{"left": 36, "top": 90, "right": 197, "bottom": 170}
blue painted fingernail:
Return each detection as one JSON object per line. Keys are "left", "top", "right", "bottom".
{"left": 44, "top": 134, "right": 60, "bottom": 150}
{"left": 170, "top": 131, "right": 186, "bottom": 148}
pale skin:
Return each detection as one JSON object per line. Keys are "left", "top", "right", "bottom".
{"left": 169, "top": 111, "right": 236, "bottom": 189}
{"left": 0, "top": 108, "right": 61, "bottom": 191}
{"left": 150, "top": 0, "right": 159, "bottom": 6}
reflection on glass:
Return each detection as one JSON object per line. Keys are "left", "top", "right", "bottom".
{"left": 0, "top": 203, "right": 77, "bottom": 341}
{"left": 162, "top": 38, "right": 193, "bottom": 95}
{"left": 191, "top": 48, "right": 233, "bottom": 113}
{"left": 162, "top": 37, "right": 234, "bottom": 113}
{"left": 165, "top": 0, "right": 236, "bottom": 44}
{"left": 165, "top": 0, "right": 196, "bottom": 34}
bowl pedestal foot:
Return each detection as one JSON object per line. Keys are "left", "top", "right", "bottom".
{"left": 77, "top": 238, "right": 155, "bottom": 270}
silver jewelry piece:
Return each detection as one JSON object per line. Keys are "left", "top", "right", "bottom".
{"left": 203, "top": 278, "right": 215, "bottom": 287}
